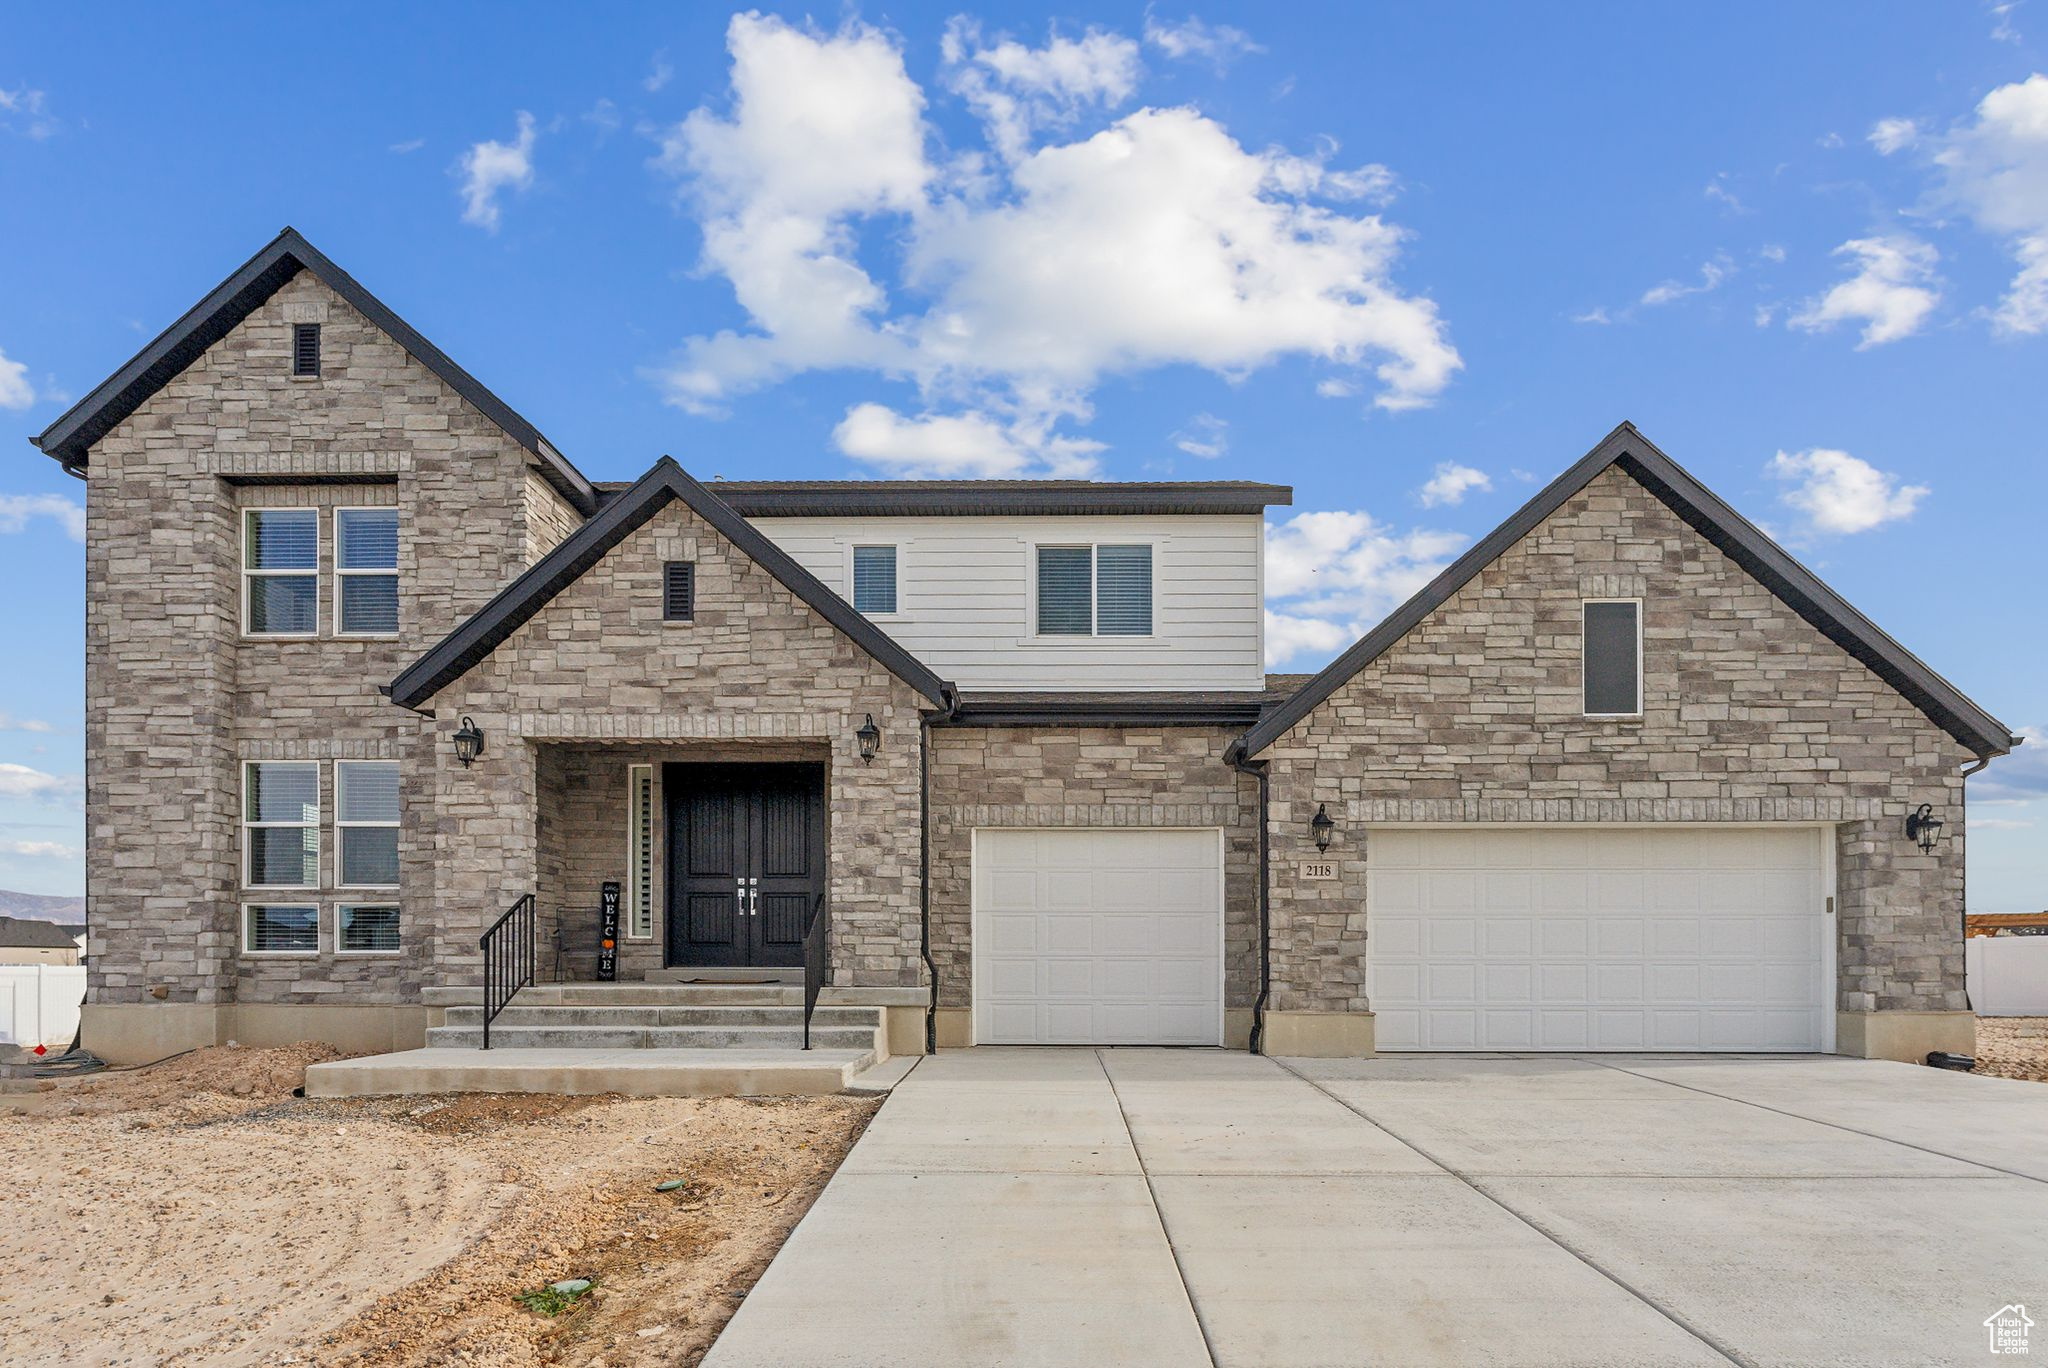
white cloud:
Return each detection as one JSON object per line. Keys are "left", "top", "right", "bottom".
{"left": 0, "top": 714, "right": 53, "bottom": 733}
{"left": 1767, "top": 447, "right": 1929, "bottom": 535}
{"left": 1703, "top": 175, "right": 1748, "bottom": 214}
{"left": 1172, "top": 412, "right": 1228, "bottom": 458}
{"left": 1314, "top": 378, "right": 1357, "bottom": 397}
{"left": 1868, "top": 117, "right": 1920, "bottom": 155}
{"left": 1787, "top": 235, "right": 1940, "bottom": 347}
{"left": 0, "top": 86, "right": 56, "bottom": 139}
{"left": 1817, "top": 131, "right": 1846, "bottom": 149}
{"left": 458, "top": 111, "right": 538, "bottom": 231}
{"left": 0, "top": 763, "right": 79, "bottom": 803}
{"left": 1571, "top": 306, "right": 1613, "bottom": 325}
{"left": 645, "top": 50, "right": 674, "bottom": 93}
{"left": 1262, "top": 509, "right": 1467, "bottom": 666}
{"left": 0, "top": 839, "right": 79, "bottom": 860}
{"left": 1416, "top": 461, "right": 1491, "bottom": 508}
{"left": 1990, "top": 1, "right": 2022, "bottom": 44}
{"left": 1641, "top": 254, "right": 1732, "bottom": 307}
{"left": 1759, "top": 243, "right": 1787, "bottom": 263}
{"left": 1972, "top": 725, "right": 2047, "bottom": 803}
{"left": 0, "top": 347, "right": 34, "bottom": 410}
{"left": 389, "top": 137, "right": 426, "bottom": 155}
{"left": 652, "top": 14, "right": 1459, "bottom": 473}
{"left": 1143, "top": 13, "right": 1263, "bottom": 71}
{"left": 0, "top": 493, "right": 84, "bottom": 541}
{"left": 943, "top": 19, "right": 1142, "bottom": 163}
{"left": 832, "top": 402, "right": 1103, "bottom": 477}
{"left": 1932, "top": 74, "right": 2048, "bottom": 334}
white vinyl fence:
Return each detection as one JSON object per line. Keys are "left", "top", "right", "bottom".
{"left": 1968, "top": 936, "right": 2048, "bottom": 1017}
{"left": 0, "top": 966, "right": 86, "bottom": 1050}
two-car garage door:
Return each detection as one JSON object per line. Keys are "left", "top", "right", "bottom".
{"left": 974, "top": 829, "right": 1223, "bottom": 1045}
{"left": 1367, "top": 827, "right": 1831, "bottom": 1052}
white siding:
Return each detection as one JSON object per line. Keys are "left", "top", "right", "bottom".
{"left": 747, "top": 514, "right": 1266, "bottom": 691}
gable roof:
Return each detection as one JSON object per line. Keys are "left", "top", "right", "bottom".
{"left": 31, "top": 227, "right": 597, "bottom": 515}
{"left": 1233, "top": 422, "right": 2018, "bottom": 762}
{"left": 387, "top": 457, "right": 953, "bottom": 711}
{"left": 0, "top": 916, "right": 82, "bottom": 950}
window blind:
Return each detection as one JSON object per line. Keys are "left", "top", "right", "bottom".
{"left": 1095, "top": 545, "right": 1153, "bottom": 636}
{"left": 1036, "top": 546, "right": 1093, "bottom": 635}
{"left": 852, "top": 545, "right": 897, "bottom": 614}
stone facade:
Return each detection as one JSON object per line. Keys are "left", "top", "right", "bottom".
{"left": 1258, "top": 466, "right": 1973, "bottom": 1019}
{"left": 427, "top": 497, "right": 932, "bottom": 988}
{"left": 928, "top": 727, "right": 1260, "bottom": 1015}
{"left": 84, "top": 270, "right": 573, "bottom": 1008}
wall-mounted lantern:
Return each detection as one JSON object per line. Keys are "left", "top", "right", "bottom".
{"left": 452, "top": 715, "right": 486, "bottom": 768}
{"left": 856, "top": 713, "right": 882, "bottom": 764}
{"left": 1904, "top": 803, "right": 1944, "bottom": 854}
{"left": 1311, "top": 802, "right": 1336, "bottom": 853}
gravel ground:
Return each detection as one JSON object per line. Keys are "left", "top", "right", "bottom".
{"left": 1975, "top": 1016, "right": 2048, "bottom": 1084}
{"left": 0, "top": 1045, "right": 880, "bottom": 1367}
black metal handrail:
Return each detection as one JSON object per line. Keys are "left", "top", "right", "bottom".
{"left": 480, "top": 892, "right": 536, "bottom": 1051}
{"left": 801, "top": 890, "right": 828, "bottom": 1050}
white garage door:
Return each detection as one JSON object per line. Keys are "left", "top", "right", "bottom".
{"left": 1368, "top": 827, "right": 1830, "bottom": 1052}
{"left": 974, "top": 829, "right": 1223, "bottom": 1045}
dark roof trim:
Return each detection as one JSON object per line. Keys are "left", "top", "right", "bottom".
{"left": 676, "top": 480, "right": 1293, "bottom": 518}
{"left": 1235, "top": 421, "right": 2018, "bottom": 762}
{"left": 33, "top": 227, "right": 597, "bottom": 516}
{"left": 946, "top": 696, "right": 1270, "bottom": 728}
{"left": 388, "top": 457, "right": 952, "bottom": 711}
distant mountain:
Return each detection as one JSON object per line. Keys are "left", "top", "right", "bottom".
{"left": 0, "top": 890, "right": 86, "bottom": 924}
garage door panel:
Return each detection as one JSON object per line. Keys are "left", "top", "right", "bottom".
{"left": 1369, "top": 828, "right": 1827, "bottom": 1052}
{"left": 975, "top": 829, "right": 1223, "bottom": 1046}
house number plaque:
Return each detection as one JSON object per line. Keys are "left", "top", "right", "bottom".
{"left": 598, "top": 881, "right": 620, "bottom": 981}
{"left": 1299, "top": 861, "right": 1337, "bottom": 881}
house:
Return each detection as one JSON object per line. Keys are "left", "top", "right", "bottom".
{"left": 1985, "top": 1304, "right": 2034, "bottom": 1355}
{"left": 0, "top": 916, "right": 84, "bottom": 967}
{"left": 31, "top": 229, "right": 2018, "bottom": 1069}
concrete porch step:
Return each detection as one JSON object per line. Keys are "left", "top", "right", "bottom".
{"left": 303, "top": 1047, "right": 875, "bottom": 1098}
{"left": 422, "top": 984, "right": 806, "bottom": 1008}
{"left": 423, "top": 1023, "right": 881, "bottom": 1051}
{"left": 437, "top": 1004, "right": 879, "bottom": 1029}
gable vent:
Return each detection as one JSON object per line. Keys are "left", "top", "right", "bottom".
{"left": 292, "top": 323, "right": 321, "bottom": 377}
{"left": 663, "top": 561, "right": 695, "bottom": 622}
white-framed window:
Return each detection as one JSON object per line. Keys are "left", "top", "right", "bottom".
{"left": 851, "top": 544, "right": 898, "bottom": 616}
{"left": 626, "top": 764, "right": 655, "bottom": 940}
{"left": 337, "top": 903, "right": 401, "bottom": 954}
{"left": 336, "top": 760, "right": 401, "bottom": 888}
{"left": 244, "top": 761, "right": 319, "bottom": 888}
{"left": 244, "top": 903, "right": 318, "bottom": 956}
{"left": 1582, "top": 598, "right": 1644, "bottom": 717}
{"left": 243, "top": 508, "right": 319, "bottom": 636}
{"left": 335, "top": 507, "right": 400, "bottom": 636}
{"left": 1034, "top": 543, "right": 1153, "bottom": 637}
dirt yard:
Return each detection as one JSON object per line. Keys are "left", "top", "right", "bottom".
{"left": 1975, "top": 1016, "right": 2048, "bottom": 1084}
{"left": 0, "top": 1046, "right": 881, "bottom": 1367}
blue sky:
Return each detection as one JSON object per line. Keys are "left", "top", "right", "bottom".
{"left": 1, "top": 3, "right": 2043, "bottom": 907}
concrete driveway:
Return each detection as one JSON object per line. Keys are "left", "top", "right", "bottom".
{"left": 704, "top": 1049, "right": 2048, "bottom": 1367}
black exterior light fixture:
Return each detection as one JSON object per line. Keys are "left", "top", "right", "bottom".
{"left": 1311, "top": 802, "right": 1336, "bottom": 852}
{"left": 856, "top": 713, "right": 882, "bottom": 764}
{"left": 452, "top": 715, "right": 486, "bottom": 768}
{"left": 1905, "top": 803, "right": 1944, "bottom": 854}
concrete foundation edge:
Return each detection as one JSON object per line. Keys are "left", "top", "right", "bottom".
{"left": 81, "top": 1002, "right": 432, "bottom": 1065}
{"left": 1261, "top": 1009, "right": 1376, "bottom": 1059}
{"left": 1836, "top": 1010, "right": 1976, "bottom": 1064}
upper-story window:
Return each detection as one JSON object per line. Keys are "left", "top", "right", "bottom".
{"left": 1583, "top": 599, "right": 1643, "bottom": 717}
{"left": 1036, "top": 543, "right": 1153, "bottom": 637}
{"left": 243, "top": 509, "right": 319, "bottom": 636}
{"left": 852, "top": 545, "right": 898, "bottom": 615}
{"left": 336, "top": 508, "right": 400, "bottom": 636}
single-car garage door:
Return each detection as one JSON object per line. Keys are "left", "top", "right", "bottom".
{"left": 974, "top": 829, "right": 1223, "bottom": 1045}
{"left": 1368, "top": 827, "right": 1831, "bottom": 1052}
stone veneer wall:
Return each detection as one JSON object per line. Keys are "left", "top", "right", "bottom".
{"left": 1259, "top": 466, "right": 1973, "bottom": 1018}
{"left": 431, "top": 497, "right": 930, "bottom": 988}
{"left": 927, "top": 727, "right": 1260, "bottom": 1011}
{"left": 85, "top": 269, "right": 577, "bottom": 1006}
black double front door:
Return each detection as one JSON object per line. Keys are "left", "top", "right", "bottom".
{"left": 664, "top": 763, "right": 825, "bottom": 968}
